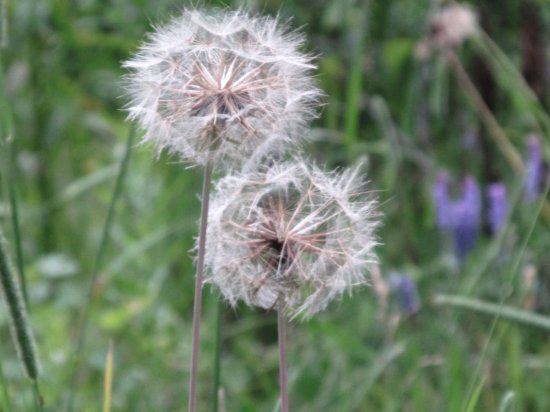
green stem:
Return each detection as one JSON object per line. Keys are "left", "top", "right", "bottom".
{"left": 344, "top": 12, "right": 367, "bottom": 161}
{"left": 32, "top": 381, "right": 44, "bottom": 411}
{"left": 0, "top": 352, "right": 12, "bottom": 412}
{"left": 65, "top": 126, "right": 136, "bottom": 412}
{"left": 0, "top": 44, "right": 27, "bottom": 307}
{"left": 6, "top": 137, "right": 28, "bottom": 307}
{"left": 0, "top": 229, "right": 40, "bottom": 381}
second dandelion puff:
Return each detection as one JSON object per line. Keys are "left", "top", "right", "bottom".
{"left": 205, "top": 160, "right": 379, "bottom": 318}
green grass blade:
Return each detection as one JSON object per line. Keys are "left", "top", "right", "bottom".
{"left": 65, "top": 125, "right": 136, "bottom": 412}
{"left": 434, "top": 294, "right": 550, "bottom": 330}
{"left": 0, "top": 352, "right": 13, "bottom": 412}
{"left": 343, "top": 8, "right": 368, "bottom": 161}
{"left": 0, "top": 46, "right": 28, "bottom": 307}
{"left": 102, "top": 342, "right": 114, "bottom": 412}
{"left": 463, "top": 377, "right": 486, "bottom": 412}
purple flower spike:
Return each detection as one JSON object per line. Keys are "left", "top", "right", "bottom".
{"left": 525, "top": 135, "right": 543, "bottom": 202}
{"left": 389, "top": 274, "right": 420, "bottom": 315}
{"left": 433, "top": 173, "right": 482, "bottom": 261}
{"left": 451, "top": 176, "right": 481, "bottom": 261}
{"left": 434, "top": 172, "right": 453, "bottom": 230}
{"left": 487, "top": 182, "right": 508, "bottom": 234}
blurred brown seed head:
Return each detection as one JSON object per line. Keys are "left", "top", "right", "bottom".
{"left": 429, "top": 4, "right": 478, "bottom": 48}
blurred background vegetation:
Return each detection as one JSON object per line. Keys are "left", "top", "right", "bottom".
{"left": 1, "top": 0, "right": 550, "bottom": 411}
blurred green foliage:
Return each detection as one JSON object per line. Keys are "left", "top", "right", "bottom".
{"left": 1, "top": 0, "right": 550, "bottom": 411}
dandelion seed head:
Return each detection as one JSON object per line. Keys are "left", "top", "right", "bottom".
{"left": 429, "top": 4, "right": 478, "bottom": 48}
{"left": 204, "top": 160, "right": 379, "bottom": 319}
{"left": 124, "top": 9, "right": 321, "bottom": 166}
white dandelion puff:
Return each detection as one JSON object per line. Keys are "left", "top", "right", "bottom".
{"left": 429, "top": 4, "right": 478, "bottom": 48}
{"left": 204, "top": 160, "right": 380, "bottom": 318}
{"left": 124, "top": 9, "right": 322, "bottom": 166}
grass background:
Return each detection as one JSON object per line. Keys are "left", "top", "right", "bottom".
{"left": 1, "top": 0, "right": 550, "bottom": 410}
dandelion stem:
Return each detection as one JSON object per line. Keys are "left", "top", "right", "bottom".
{"left": 189, "top": 156, "right": 214, "bottom": 412}
{"left": 211, "top": 298, "right": 222, "bottom": 412}
{"left": 277, "top": 304, "right": 289, "bottom": 412}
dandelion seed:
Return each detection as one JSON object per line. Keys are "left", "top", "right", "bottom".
{"left": 124, "top": 9, "right": 321, "bottom": 166}
{"left": 204, "top": 160, "right": 379, "bottom": 318}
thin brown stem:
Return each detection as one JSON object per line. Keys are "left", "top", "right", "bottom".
{"left": 188, "top": 157, "right": 214, "bottom": 412}
{"left": 445, "top": 49, "right": 550, "bottom": 227}
{"left": 445, "top": 49, "right": 523, "bottom": 173}
{"left": 277, "top": 304, "right": 288, "bottom": 412}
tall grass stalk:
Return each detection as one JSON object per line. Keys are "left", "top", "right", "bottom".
{"left": 102, "top": 342, "right": 114, "bottom": 412}
{"left": 65, "top": 125, "right": 136, "bottom": 412}
{"left": 0, "top": 48, "right": 28, "bottom": 307}
{"left": 0, "top": 229, "right": 42, "bottom": 410}
{"left": 463, "top": 377, "right": 486, "bottom": 412}
{"left": 189, "top": 157, "right": 214, "bottom": 412}
{"left": 444, "top": 50, "right": 523, "bottom": 173}
{"left": 474, "top": 31, "right": 550, "bottom": 137}
{"left": 0, "top": 339, "right": 13, "bottom": 412}
{"left": 5, "top": 138, "right": 27, "bottom": 306}
{"left": 344, "top": 11, "right": 367, "bottom": 160}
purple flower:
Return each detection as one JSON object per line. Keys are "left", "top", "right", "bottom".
{"left": 451, "top": 176, "right": 481, "bottom": 261}
{"left": 389, "top": 273, "right": 420, "bottom": 315}
{"left": 525, "top": 135, "right": 543, "bottom": 202}
{"left": 487, "top": 182, "right": 508, "bottom": 234}
{"left": 461, "top": 130, "right": 479, "bottom": 151}
{"left": 433, "top": 172, "right": 453, "bottom": 230}
{"left": 433, "top": 173, "right": 481, "bottom": 261}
